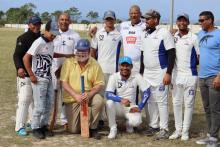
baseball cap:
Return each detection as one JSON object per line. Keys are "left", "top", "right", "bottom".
{"left": 45, "top": 20, "right": 60, "bottom": 36}
{"left": 103, "top": 10, "right": 116, "bottom": 20}
{"left": 177, "top": 13, "right": 189, "bottom": 21}
{"left": 142, "top": 9, "right": 161, "bottom": 19}
{"left": 119, "top": 56, "right": 132, "bottom": 65}
{"left": 28, "top": 15, "right": 42, "bottom": 24}
{"left": 75, "top": 39, "right": 90, "bottom": 51}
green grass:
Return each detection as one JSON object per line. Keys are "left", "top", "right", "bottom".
{"left": 0, "top": 28, "right": 211, "bottom": 147}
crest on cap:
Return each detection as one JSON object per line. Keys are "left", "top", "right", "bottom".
{"left": 103, "top": 10, "right": 116, "bottom": 20}
{"left": 177, "top": 13, "right": 189, "bottom": 21}
{"left": 28, "top": 15, "right": 42, "bottom": 24}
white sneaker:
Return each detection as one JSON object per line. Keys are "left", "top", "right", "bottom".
{"left": 169, "top": 130, "right": 181, "bottom": 140}
{"left": 126, "top": 122, "right": 134, "bottom": 133}
{"left": 181, "top": 131, "right": 189, "bottom": 141}
{"left": 108, "top": 127, "right": 117, "bottom": 139}
{"left": 196, "top": 137, "right": 210, "bottom": 145}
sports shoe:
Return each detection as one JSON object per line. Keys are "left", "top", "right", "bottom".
{"left": 16, "top": 128, "right": 28, "bottom": 136}
{"left": 206, "top": 137, "right": 218, "bottom": 147}
{"left": 169, "top": 130, "right": 181, "bottom": 140}
{"left": 97, "top": 120, "right": 104, "bottom": 130}
{"left": 145, "top": 127, "right": 160, "bottom": 136}
{"left": 41, "top": 125, "right": 54, "bottom": 137}
{"left": 181, "top": 131, "right": 189, "bottom": 141}
{"left": 32, "top": 128, "right": 45, "bottom": 139}
{"left": 26, "top": 123, "right": 32, "bottom": 131}
{"left": 155, "top": 129, "right": 169, "bottom": 140}
{"left": 196, "top": 137, "right": 210, "bottom": 144}
{"left": 90, "top": 129, "right": 101, "bottom": 140}
{"left": 108, "top": 127, "right": 117, "bottom": 139}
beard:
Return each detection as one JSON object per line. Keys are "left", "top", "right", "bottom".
{"left": 75, "top": 52, "right": 89, "bottom": 62}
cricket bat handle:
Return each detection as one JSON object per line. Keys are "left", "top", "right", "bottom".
{"left": 80, "top": 75, "right": 89, "bottom": 138}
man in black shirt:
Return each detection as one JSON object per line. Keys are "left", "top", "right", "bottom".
{"left": 13, "top": 15, "right": 42, "bottom": 136}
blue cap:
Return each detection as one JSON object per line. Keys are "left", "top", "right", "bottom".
{"left": 75, "top": 39, "right": 90, "bottom": 51}
{"left": 28, "top": 15, "right": 42, "bottom": 24}
{"left": 119, "top": 56, "right": 132, "bottom": 65}
{"left": 177, "top": 13, "right": 189, "bottom": 21}
{"left": 50, "top": 21, "right": 60, "bottom": 36}
{"left": 45, "top": 20, "right": 60, "bottom": 36}
{"left": 103, "top": 10, "right": 116, "bottom": 20}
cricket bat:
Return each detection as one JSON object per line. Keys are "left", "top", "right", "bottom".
{"left": 80, "top": 76, "right": 89, "bottom": 137}
{"left": 49, "top": 90, "right": 58, "bottom": 131}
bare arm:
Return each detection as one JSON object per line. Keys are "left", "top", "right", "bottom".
{"left": 61, "top": 81, "right": 83, "bottom": 103}
{"left": 87, "top": 84, "right": 104, "bottom": 100}
{"left": 53, "top": 53, "right": 74, "bottom": 58}
{"left": 90, "top": 48, "right": 97, "bottom": 59}
{"left": 23, "top": 53, "right": 37, "bottom": 83}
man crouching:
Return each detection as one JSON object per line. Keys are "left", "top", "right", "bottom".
{"left": 105, "top": 56, "right": 151, "bottom": 139}
{"left": 60, "top": 39, "right": 105, "bottom": 140}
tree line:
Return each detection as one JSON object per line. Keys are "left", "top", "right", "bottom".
{"left": 0, "top": 3, "right": 116, "bottom": 26}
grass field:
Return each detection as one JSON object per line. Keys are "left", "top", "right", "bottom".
{"left": 0, "top": 28, "right": 212, "bottom": 147}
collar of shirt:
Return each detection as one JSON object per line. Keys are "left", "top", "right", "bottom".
{"left": 73, "top": 57, "right": 92, "bottom": 69}
{"left": 117, "top": 72, "right": 135, "bottom": 82}
{"left": 128, "top": 20, "right": 144, "bottom": 27}
{"left": 41, "top": 34, "right": 50, "bottom": 42}
{"left": 175, "top": 30, "right": 193, "bottom": 39}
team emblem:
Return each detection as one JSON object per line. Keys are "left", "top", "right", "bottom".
{"left": 144, "top": 33, "right": 148, "bottom": 38}
{"left": 20, "top": 82, "right": 25, "bottom": 87}
{"left": 99, "top": 35, "right": 104, "bottom": 41}
{"left": 189, "top": 89, "right": 195, "bottom": 96}
{"left": 117, "top": 81, "right": 123, "bottom": 88}
{"left": 174, "top": 37, "right": 178, "bottom": 43}
{"left": 159, "top": 85, "right": 165, "bottom": 91}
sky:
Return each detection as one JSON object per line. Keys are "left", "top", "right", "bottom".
{"left": 1, "top": 0, "right": 220, "bottom": 23}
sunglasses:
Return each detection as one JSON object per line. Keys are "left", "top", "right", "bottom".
{"left": 198, "top": 18, "right": 208, "bottom": 23}
{"left": 145, "top": 17, "right": 153, "bottom": 21}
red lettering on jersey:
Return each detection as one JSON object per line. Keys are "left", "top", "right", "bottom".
{"left": 126, "top": 36, "right": 137, "bottom": 44}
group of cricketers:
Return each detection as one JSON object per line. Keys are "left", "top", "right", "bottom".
{"left": 13, "top": 4, "right": 220, "bottom": 146}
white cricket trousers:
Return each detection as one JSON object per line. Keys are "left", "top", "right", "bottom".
{"left": 106, "top": 100, "right": 134, "bottom": 129}
{"left": 147, "top": 85, "right": 169, "bottom": 130}
{"left": 172, "top": 76, "right": 197, "bottom": 132}
{"left": 52, "top": 72, "right": 67, "bottom": 125}
{"left": 15, "top": 77, "right": 33, "bottom": 131}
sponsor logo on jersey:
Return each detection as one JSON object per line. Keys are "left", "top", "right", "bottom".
{"left": 68, "top": 37, "right": 74, "bottom": 40}
{"left": 128, "top": 31, "right": 135, "bottom": 34}
{"left": 112, "top": 38, "right": 117, "bottom": 41}
{"left": 126, "top": 36, "right": 137, "bottom": 44}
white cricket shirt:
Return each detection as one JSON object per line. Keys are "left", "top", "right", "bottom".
{"left": 53, "top": 29, "right": 80, "bottom": 71}
{"left": 119, "top": 21, "right": 145, "bottom": 61}
{"left": 91, "top": 28, "right": 122, "bottom": 74}
{"left": 106, "top": 72, "right": 149, "bottom": 105}
{"left": 27, "top": 37, "right": 54, "bottom": 80}
{"left": 141, "top": 26, "right": 175, "bottom": 86}
{"left": 173, "top": 31, "right": 199, "bottom": 76}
